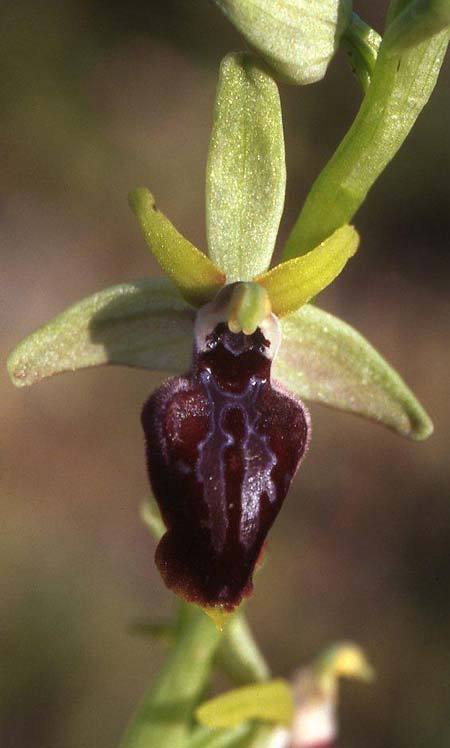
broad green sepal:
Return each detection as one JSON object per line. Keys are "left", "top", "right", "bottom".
{"left": 214, "top": 0, "right": 352, "bottom": 85}
{"left": 7, "top": 279, "right": 194, "bottom": 387}
{"left": 283, "top": 18, "right": 449, "bottom": 257}
{"left": 129, "top": 188, "right": 225, "bottom": 307}
{"left": 384, "top": 0, "right": 450, "bottom": 53}
{"left": 196, "top": 679, "right": 293, "bottom": 729}
{"left": 256, "top": 225, "right": 359, "bottom": 317}
{"left": 273, "top": 304, "right": 433, "bottom": 440}
{"left": 206, "top": 53, "right": 286, "bottom": 282}
{"left": 341, "top": 12, "right": 382, "bottom": 92}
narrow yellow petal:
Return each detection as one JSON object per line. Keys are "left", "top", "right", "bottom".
{"left": 256, "top": 225, "right": 359, "bottom": 317}
{"left": 129, "top": 187, "right": 225, "bottom": 307}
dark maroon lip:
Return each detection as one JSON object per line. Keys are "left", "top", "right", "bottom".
{"left": 142, "top": 322, "right": 310, "bottom": 611}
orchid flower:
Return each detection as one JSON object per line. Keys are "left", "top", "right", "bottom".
{"left": 7, "top": 53, "right": 432, "bottom": 624}
{"left": 196, "top": 641, "right": 374, "bottom": 748}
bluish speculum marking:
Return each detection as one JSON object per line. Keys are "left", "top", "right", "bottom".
{"left": 142, "top": 291, "right": 310, "bottom": 611}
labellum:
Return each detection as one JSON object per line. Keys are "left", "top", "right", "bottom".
{"left": 142, "top": 283, "right": 310, "bottom": 616}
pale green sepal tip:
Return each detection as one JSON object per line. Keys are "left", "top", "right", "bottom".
{"left": 7, "top": 279, "right": 194, "bottom": 388}
{"left": 273, "top": 304, "right": 433, "bottom": 440}
{"left": 196, "top": 679, "right": 294, "bottom": 729}
{"left": 384, "top": 0, "right": 450, "bottom": 54}
{"left": 206, "top": 52, "right": 286, "bottom": 282}
{"left": 257, "top": 225, "right": 359, "bottom": 317}
{"left": 129, "top": 187, "right": 225, "bottom": 307}
{"left": 214, "top": 0, "right": 352, "bottom": 85}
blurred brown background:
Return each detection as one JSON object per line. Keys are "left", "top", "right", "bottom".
{"left": 1, "top": 1, "right": 449, "bottom": 746}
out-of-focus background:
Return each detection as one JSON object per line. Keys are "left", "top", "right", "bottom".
{"left": 1, "top": 1, "right": 449, "bottom": 746}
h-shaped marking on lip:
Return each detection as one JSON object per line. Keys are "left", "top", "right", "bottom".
{"left": 196, "top": 368, "right": 277, "bottom": 554}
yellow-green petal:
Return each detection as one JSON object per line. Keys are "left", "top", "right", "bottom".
{"left": 7, "top": 279, "right": 194, "bottom": 387}
{"left": 129, "top": 187, "right": 225, "bottom": 307}
{"left": 214, "top": 0, "right": 352, "bottom": 85}
{"left": 273, "top": 304, "right": 433, "bottom": 440}
{"left": 256, "top": 225, "right": 359, "bottom": 317}
{"left": 206, "top": 53, "right": 286, "bottom": 282}
{"left": 196, "top": 680, "right": 294, "bottom": 729}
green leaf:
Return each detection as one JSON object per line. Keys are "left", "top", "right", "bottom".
{"left": 341, "top": 12, "right": 382, "bottom": 92}
{"left": 256, "top": 225, "right": 359, "bottom": 317}
{"left": 206, "top": 53, "right": 286, "bottom": 282}
{"left": 384, "top": 0, "right": 450, "bottom": 53}
{"left": 272, "top": 304, "right": 433, "bottom": 439}
{"left": 196, "top": 679, "right": 293, "bottom": 729}
{"left": 283, "top": 20, "right": 449, "bottom": 257}
{"left": 129, "top": 188, "right": 225, "bottom": 307}
{"left": 121, "top": 607, "right": 223, "bottom": 748}
{"left": 214, "top": 0, "right": 352, "bottom": 85}
{"left": 7, "top": 279, "right": 194, "bottom": 387}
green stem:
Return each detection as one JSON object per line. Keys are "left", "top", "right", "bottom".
{"left": 282, "top": 4, "right": 449, "bottom": 259}
{"left": 219, "top": 611, "right": 270, "bottom": 685}
{"left": 120, "top": 606, "right": 222, "bottom": 748}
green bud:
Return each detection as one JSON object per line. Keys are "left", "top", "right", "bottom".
{"left": 214, "top": 0, "right": 352, "bottom": 85}
{"left": 384, "top": 0, "right": 450, "bottom": 53}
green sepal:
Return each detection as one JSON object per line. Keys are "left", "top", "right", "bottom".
{"left": 272, "top": 304, "right": 433, "bottom": 439}
{"left": 7, "top": 279, "right": 194, "bottom": 387}
{"left": 206, "top": 53, "right": 286, "bottom": 282}
{"left": 214, "top": 0, "right": 352, "bottom": 85}
{"left": 196, "top": 679, "right": 293, "bottom": 729}
{"left": 283, "top": 18, "right": 449, "bottom": 257}
{"left": 384, "top": 0, "right": 450, "bottom": 53}
{"left": 256, "top": 225, "right": 359, "bottom": 317}
{"left": 341, "top": 12, "right": 382, "bottom": 92}
{"left": 129, "top": 188, "right": 225, "bottom": 307}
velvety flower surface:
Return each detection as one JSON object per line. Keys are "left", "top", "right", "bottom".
{"left": 143, "top": 294, "right": 310, "bottom": 610}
